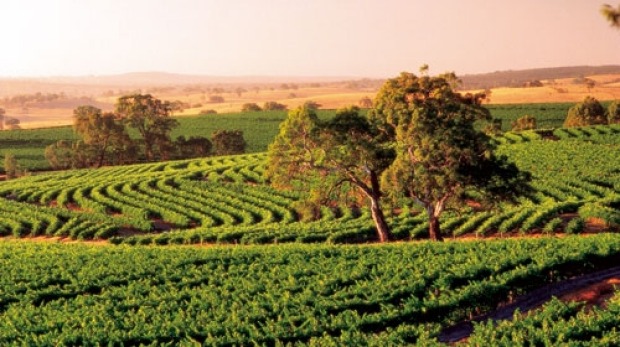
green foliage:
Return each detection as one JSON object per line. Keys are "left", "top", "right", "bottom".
{"left": 566, "top": 217, "right": 586, "bottom": 234}
{"left": 3, "top": 153, "right": 18, "bottom": 179}
{"left": 608, "top": 100, "right": 620, "bottom": 124}
{"left": 0, "top": 235, "right": 618, "bottom": 344}
{"left": 211, "top": 130, "right": 246, "bottom": 156}
{"left": 564, "top": 96, "right": 607, "bottom": 128}
{"left": 372, "top": 71, "right": 530, "bottom": 240}
{"left": 266, "top": 105, "right": 395, "bottom": 241}
{"left": 73, "top": 105, "right": 132, "bottom": 167}
{"left": 241, "top": 102, "right": 262, "bottom": 112}
{"left": 262, "top": 101, "right": 288, "bottom": 111}
{"left": 116, "top": 94, "right": 180, "bottom": 161}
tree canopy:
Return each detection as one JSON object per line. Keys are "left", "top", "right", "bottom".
{"left": 267, "top": 70, "right": 532, "bottom": 242}
{"left": 370, "top": 71, "right": 531, "bottom": 241}
{"left": 115, "top": 94, "right": 179, "bottom": 161}
{"left": 266, "top": 105, "right": 395, "bottom": 241}
{"left": 601, "top": 3, "right": 620, "bottom": 28}
{"left": 73, "top": 105, "right": 130, "bottom": 167}
{"left": 564, "top": 96, "right": 607, "bottom": 128}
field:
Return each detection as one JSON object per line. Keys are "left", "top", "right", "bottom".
{"left": 0, "top": 235, "right": 620, "bottom": 345}
{"left": 0, "top": 128, "right": 616, "bottom": 344}
{"left": 1, "top": 75, "right": 620, "bottom": 343}
{"left": 0, "top": 124, "right": 618, "bottom": 246}
{"left": 0, "top": 103, "right": 585, "bottom": 172}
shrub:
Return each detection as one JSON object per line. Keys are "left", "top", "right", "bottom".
{"left": 564, "top": 96, "right": 607, "bottom": 128}
{"left": 608, "top": 100, "right": 620, "bottom": 124}
{"left": 208, "top": 95, "right": 225, "bottom": 103}
{"left": 511, "top": 115, "right": 537, "bottom": 132}
{"left": 543, "top": 217, "right": 563, "bottom": 234}
{"left": 200, "top": 109, "right": 217, "bottom": 115}
{"left": 211, "top": 130, "right": 246, "bottom": 156}
{"left": 241, "top": 103, "right": 262, "bottom": 112}
{"left": 263, "top": 101, "right": 287, "bottom": 111}
{"left": 565, "top": 217, "right": 586, "bottom": 234}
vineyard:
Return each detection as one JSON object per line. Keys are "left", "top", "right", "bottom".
{"left": 0, "top": 103, "right": 575, "bottom": 171}
{"left": 0, "top": 235, "right": 618, "bottom": 345}
{"left": 0, "top": 124, "right": 618, "bottom": 245}
{"left": 0, "top": 115, "right": 618, "bottom": 344}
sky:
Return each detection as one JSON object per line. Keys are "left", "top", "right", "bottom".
{"left": 0, "top": 0, "right": 618, "bottom": 78}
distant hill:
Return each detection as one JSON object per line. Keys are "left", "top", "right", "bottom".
{"left": 460, "top": 65, "right": 620, "bottom": 89}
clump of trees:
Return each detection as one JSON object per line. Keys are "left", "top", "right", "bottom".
{"left": 212, "top": 130, "right": 246, "bottom": 156}
{"left": 45, "top": 94, "right": 246, "bottom": 170}
{"left": 241, "top": 103, "right": 262, "bottom": 112}
{"left": 512, "top": 115, "right": 537, "bottom": 131}
{"left": 263, "top": 101, "right": 288, "bottom": 111}
{"left": 564, "top": 96, "right": 608, "bottom": 128}
{"left": 266, "top": 69, "right": 532, "bottom": 242}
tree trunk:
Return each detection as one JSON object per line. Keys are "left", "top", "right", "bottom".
{"left": 428, "top": 214, "right": 443, "bottom": 242}
{"left": 370, "top": 197, "right": 393, "bottom": 242}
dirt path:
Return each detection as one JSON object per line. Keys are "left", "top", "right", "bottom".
{"left": 438, "top": 265, "right": 620, "bottom": 343}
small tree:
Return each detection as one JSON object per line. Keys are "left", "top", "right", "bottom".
{"left": 358, "top": 96, "right": 373, "bottom": 108}
{"left": 212, "top": 130, "right": 246, "bottom": 156}
{"left": 303, "top": 100, "right": 322, "bottom": 110}
{"left": 0, "top": 108, "right": 4, "bottom": 130}
{"left": 73, "top": 105, "right": 131, "bottom": 168}
{"left": 45, "top": 140, "right": 76, "bottom": 170}
{"left": 241, "top": 103, "right": 262, "bottom": 112}
{"left": 483, "top": 118, "right": 503, "bottom": 135}
{"left": 564, "top": 96, "right": 607, "bottom": 128}
{"left": 263, "top": 101, "right": 288, "bottom": 111}
{"left": 607, "top": 100, "right": 620, "bottom": 124}
{"left": 511, "top": 115, "right": 537, "bottom": 132}
{"left": 208, "top": 95, "right": 225, "bottom": 103}
{"left": 115, "top": 94, "right": 179, "bottom": 161}
{"left": 3, "top": 153, "right": 18, "bottom": 179}
{"left": 175, "top": 136, "right": 212, "bottom": 159}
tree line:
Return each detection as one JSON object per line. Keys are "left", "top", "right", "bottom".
{"left": 45, "top": 94, "right": 246, "bottom": 170}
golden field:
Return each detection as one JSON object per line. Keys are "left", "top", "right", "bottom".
{"left": 2, "top": 73, "right": 620, "bottom": 129}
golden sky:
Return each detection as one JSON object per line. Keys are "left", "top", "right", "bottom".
{"left": 0, "top": 0, "right": 618, "bottom": 77}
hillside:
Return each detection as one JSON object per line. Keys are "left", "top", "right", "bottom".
{"left": 460, "top": 65, "right": 620, "bottom": 89}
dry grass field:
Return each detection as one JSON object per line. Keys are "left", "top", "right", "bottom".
{"left": 2, "top": 72, "right": 620, "bottom": 129}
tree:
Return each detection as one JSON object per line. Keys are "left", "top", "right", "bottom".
{"left": 45, "top": 140, "right": 76, "bottom": 170}
{"left": 602, "top": 3, "right": 620, "bottom": 27}
{"left": 483, "top": 118, "right": 503, "bottom": 135}
{"left": 0, "top": 108, "right": 4, "bottom": 130}
{"left": 73, "top": 105, "right": 131, "bottom": 168}
{"left": 358, "top": 96, "right": 373, "bottom": 108}
{"left": 241, "top": 103, "right": 262, "bottom": 112}
{"left": 511, "top": 115, "right": 537, "bottom": 132}
{"left": 212, "top": 130, "right": 246, "bottom": 156}
{"left": 608, "top": 100, "right": 620, "bottom": 124}
{"left": 564, "top": 96, "right": 607, "bottom": 128}
{"left": 3, "top": 153, "right": 18, "bottom": 179}
{"left": 208, "top": 95, "right": 225, "bottom": 103}
{"left": 370, "top": 71, "right": 531, "bottom": 241}
{"left": 263, "top": 101, "right": 288, "bottom": 111}
{"left": 265, "top": 106, "right": 395, "bottom": 242}
{"left": 115, "top": 94, "right": 179, "bottom": 161}
{"left": 303, "top": 100, "right": 322, "bottom": 110}
{"left": 175, "top": 136, "right": 212, "bottom": 159}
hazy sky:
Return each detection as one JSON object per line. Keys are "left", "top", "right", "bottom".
{"left": 0, "top": 0, "right": 618, "bottom": 78}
